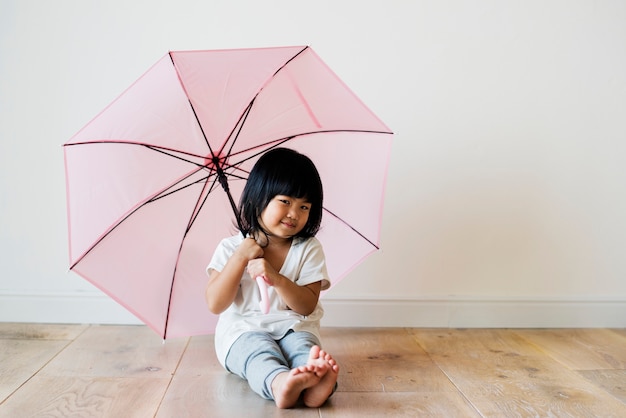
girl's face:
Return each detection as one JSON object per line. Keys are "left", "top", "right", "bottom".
{"left": 259, "top": 195, "right": 311, "bottom": 240}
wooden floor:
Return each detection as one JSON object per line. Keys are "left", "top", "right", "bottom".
{"left": 1, "top": 325, "right": 626, "bottom": 417}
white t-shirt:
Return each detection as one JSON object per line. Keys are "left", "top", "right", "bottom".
{"left": 207, "top": 234, "right": 331, "bottom": 366}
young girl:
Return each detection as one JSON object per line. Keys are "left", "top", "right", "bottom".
{"left": 205, "top": 148, "right": 339, "bottom": 409}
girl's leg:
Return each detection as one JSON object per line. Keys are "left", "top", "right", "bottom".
{"left": 278, "top": 331, "right": 321, "bottom": 368}
{"left": 224, "top": 332, "right": 289, "bottom": 400}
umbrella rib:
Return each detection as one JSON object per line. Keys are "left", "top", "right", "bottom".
{"left": 322, "top": 208, "right": 379, "bottom": 250}
{"left": 219, "top": 101, "right": 254, "bottom": 160}
{"left": 227, "top": 128, "right": 393, "bottom": 167}
{"left": 163, "top": 172, "right": 221, "bottom": 339}
{"left": 148, "top": 173, "right": 213, "bottom": 203}
{"left": 169, "top": 52, "right": 213, "bottom": 154}
{"left": 69, "top": 202, "right": 144, "bottom": 270}
{"left": 64, "top": 141, "right": 208, "bottom": 166}
{"left": 272, "top": 45, "right": 309, "bottom": 77}
{"left": 183, "top": 175, "right": 221, "bottom": 231}
{"left": 227, "top": 136, "right": 295, "bottom": 169}
{"left": 145, "top": 145, "right": 207, "bottom": 168}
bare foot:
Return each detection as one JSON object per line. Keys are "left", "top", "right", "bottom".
{"left": 271, "top": 365, "right": 321, "bottom": 409}
{"left": 303, "top": 345, "right": 340, "bottom": 408}
{"left": 305, "top": 345, "right": 330, "bottom": 376}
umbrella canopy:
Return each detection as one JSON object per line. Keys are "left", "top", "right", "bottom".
{"left": 64, "top": 46, "right": 393, "bottom": 339}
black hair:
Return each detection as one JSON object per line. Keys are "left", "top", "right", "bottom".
{"left": 238, "top": 148, "right": 323, "bottom": 239}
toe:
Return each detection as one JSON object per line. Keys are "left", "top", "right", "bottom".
{"left": 309, "top": 345, "right": 321, "bottom": 359}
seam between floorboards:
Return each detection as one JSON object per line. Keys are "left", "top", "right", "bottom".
{"left": 152, "top": 336, "right": 192, "bottom": 418}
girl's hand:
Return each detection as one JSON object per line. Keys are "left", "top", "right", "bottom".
{"left": 247, "top": 258, "right": 279, "bottom": 286}
{"left": 235, "top": 237, "right": 264, "bottom": 261}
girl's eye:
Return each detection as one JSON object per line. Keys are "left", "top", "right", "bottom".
{"left": 301, "top": 205, "right": 310, "bottom": 211}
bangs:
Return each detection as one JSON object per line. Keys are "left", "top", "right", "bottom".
{"left": 270, "top": 176, "right": 316, "bottom": 202}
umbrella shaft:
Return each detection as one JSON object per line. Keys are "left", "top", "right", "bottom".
{"left": 216, "top": 165, "right": 245, "bottom": 235}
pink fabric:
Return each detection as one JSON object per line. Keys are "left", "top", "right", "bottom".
{"left": 64, "top": 46, "right": 393, "bottom": 338}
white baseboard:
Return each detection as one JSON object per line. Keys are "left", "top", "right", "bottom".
{"left": 0, "top": 291, "right": 142, "bottom": 325}
{"left": 1, "top": 291, "right": 624, "bottom": 328}
{"left": 320, "top": 297, "right": 626, "bottom": 328}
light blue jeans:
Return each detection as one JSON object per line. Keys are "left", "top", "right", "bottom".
{"left": 225, "top": 330, "right": 320, "bottom": 400}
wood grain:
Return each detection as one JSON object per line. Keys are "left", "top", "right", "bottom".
{"left": 0, "top": 376, "right": 169, "bottom": 418}
{"left": 410, "top": 328, "right": 626, "bottom": 417}
{"left": 38, "top": 325, "right": 188, "bottom": 378}
{"left": 577, "top": 369, "right": 626, "bottom": 404}
{"left": 515, "top": 328, "right": 626, "bottom": 370}
{"left": 321, "top": 392, "right": 481, "bottom": 417}
{"left": 321, "top": 328, "right": 459, "bottom": 393}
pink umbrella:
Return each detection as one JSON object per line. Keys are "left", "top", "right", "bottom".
{"left": 64, "top": 46, "right": 393, "bottom": 339}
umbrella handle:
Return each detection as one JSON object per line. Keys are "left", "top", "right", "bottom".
{"left": 256, "top": 276, "right": 270, "bottom": 314}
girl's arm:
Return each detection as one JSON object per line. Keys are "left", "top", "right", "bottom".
{"left": 274, "top": 277, "right": 321, "bottom": 316}
{"left": 205, "top": 238, "right": 263, "bottom": 314}
{"left": 248, "top": 258, "right": 321, "bottom": 316}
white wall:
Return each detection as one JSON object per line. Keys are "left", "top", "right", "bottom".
{"left": 1, "top": 0, "right": 625, "bottom": 329}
